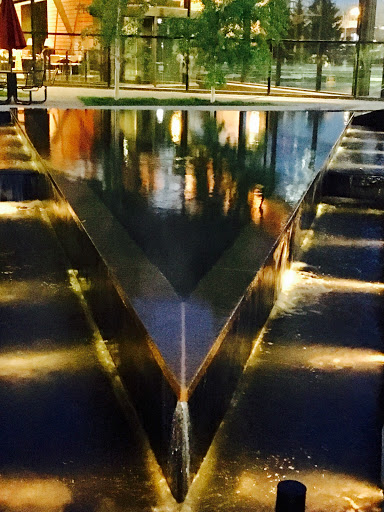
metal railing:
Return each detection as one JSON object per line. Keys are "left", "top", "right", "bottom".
{"left": 1, "top": 32, "right": 382, "bottom": 98}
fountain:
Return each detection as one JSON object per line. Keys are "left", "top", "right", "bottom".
{"left": 1, "top": 108, "right": 358, "bottom": 504}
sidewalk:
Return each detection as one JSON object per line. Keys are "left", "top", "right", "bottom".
{"left": 1, "top": 84, "right": 384, "bottom": 110}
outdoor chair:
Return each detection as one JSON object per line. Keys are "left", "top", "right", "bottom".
{"left": 17, "top": 68, "right": 47, "bottom": 104}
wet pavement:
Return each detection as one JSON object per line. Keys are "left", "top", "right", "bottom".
{"left": 180, "top": 120, "right": 384, "bottom": 511}
{"left": 0, "top": 85, "right": 384, "bottom": 111}
{"left": 182, "top": 202, "right": 384, "bottom": 512}
{"left": 0, "top": 121, "right": 167, "bottom": 512}
{"left": 1, "top": 109, "right": 384, "bottom": 511}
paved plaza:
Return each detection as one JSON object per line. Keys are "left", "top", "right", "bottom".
{"left": 1, "top": 84, "right": 384, "bottom": 110}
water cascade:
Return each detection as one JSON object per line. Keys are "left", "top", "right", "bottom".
{"left": 167, "top": 302, "right": 191, "bottom": 502}
{"left": 168, "top": 400, "right": 191, "bottom": 503}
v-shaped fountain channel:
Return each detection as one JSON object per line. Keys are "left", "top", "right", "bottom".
{"left": 16, "top": 108, "right": 351, "bottom": 502}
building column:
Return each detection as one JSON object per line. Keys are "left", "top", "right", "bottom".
{"left": 355, "top": 0, "right": 377, "bottom": 96}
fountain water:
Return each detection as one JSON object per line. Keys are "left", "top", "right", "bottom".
{"left": 167, "top": 302, "right": 191, "bottom": 502}
{"left": 169, "top": 400, "right": 191, "bottom": 503}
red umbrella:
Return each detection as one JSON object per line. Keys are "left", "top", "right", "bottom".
{"left": 0, "top": 0, "right": 26, "bottom": 67}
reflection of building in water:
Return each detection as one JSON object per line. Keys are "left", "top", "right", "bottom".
{"left": 42, "top": 109, "right": 306, "bottom": 230}
{"left": 215, "top": 111, "right": 267, "bottom": 147}
{"left": 46, "top": 109, "right": 102, "bottom": 180}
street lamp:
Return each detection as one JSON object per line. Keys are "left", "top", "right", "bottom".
{"left": 342, "top": 6, "right": 359, "bottom": 40}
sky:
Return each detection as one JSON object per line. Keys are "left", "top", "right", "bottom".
{"left": 334, "top": 0, "right": 384, "bottom": 25}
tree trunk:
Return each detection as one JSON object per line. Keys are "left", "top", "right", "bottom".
{"left": 114, "top": 0, "right": 122, "bottom": 101}
{"left": 114, "top": 37, "right": 120, "bottom": 100}
{"left": 241, "top": 13, "right": 251, "bottom": 83}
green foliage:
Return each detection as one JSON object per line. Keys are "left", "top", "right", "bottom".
{"left": 288, "top": 0, "right": 305, "bottom": 40}
{"left": 193, "top": 0, "right": 289, "bottom": 86}
{"left": 193, "top": 0, "right": 231, "bottom": 88}
{"left": 79, "top": 96, "right": 274, "bottom": 106}
{"left": 306, "top": 0, "right": 342, "bottom": 40}
{"left": 160, "top": 17, "right": 196, "bottom": 58}
{"left": 88, "top": 0, "right": 148, "bottom": 47}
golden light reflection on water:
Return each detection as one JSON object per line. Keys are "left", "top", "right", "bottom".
{"left": 0, "top": 280, "right": 62, "bottom": 305}
{"left": 275, "top": 262, "right": 384, "bottom": 319}
{"left": 0, "top": 201, "right": 42, "bottom": 217}
{"left": 0, "top": 347, "right": 94, "bottom": 382}
{"left": 249, "top": 344, "right": 384, "bottom": 373}
{"left": 235, "top": 468, "right": 382, "bottom": 512}
{"left": 0, "top": 477, "right": 72, "bottom": 511}
{"left": 171, "top": 112, "right": 182, "bottom": 144}
{"left": 187, "top": 440, "right": 382, "bottom": 512}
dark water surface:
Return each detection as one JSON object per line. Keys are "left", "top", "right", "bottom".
{"left": 24, "top": 109, "right": 347, "bottom": 383}
{"left": 30, "top": 109, "right": 345, "bottom": 297}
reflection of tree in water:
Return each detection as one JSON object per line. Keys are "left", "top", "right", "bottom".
{"left": 86, "top": 110, "right": 278, "bottom": 297}
{"left": 187, "top": 112, "right": 276, "bottom": 224}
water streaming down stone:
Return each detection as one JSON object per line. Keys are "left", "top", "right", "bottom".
{"left": 4, "top": 108, "right": 370, "bottom": 506}
{"left": 168, "top": 401, "right": 191, "bottom": 503}
{"left": 25, "top": 108, "right": 346, "bottom": 503}
{"left": 167, "top": 302, "right": 191, "bottom": 502}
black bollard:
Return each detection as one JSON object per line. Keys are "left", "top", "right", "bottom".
{"left": 275, "top": 480, "right": 306, "bottom": 512}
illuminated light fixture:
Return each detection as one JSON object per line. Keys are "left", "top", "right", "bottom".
{"left": 26, "top": 38, "right": 32, "bottom": 46}
{"left": 44, "top": 37, "right": 54, "bottom": 48}
{"left": 157, "top": 17, "right": 163, "bottom": 24}
{"left": 349, "top": 6, "right": 360, "bottom": 17}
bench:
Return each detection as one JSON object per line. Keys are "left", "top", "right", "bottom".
{"left": 17, "top": 69, "right": 47, "bottom": 104}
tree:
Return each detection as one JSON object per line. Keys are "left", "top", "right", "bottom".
{"left": 225, "top": 0, "right": 289, "bottom": 82}
{"left": 306, "top": 0, "right": 342, "bottom": 40}
{"left": 192, "top": 0, "right": 289, "bottom": 98}
{"left": 193, "top": 0, "right": 231, "bottom": 101}
{"left": 288, "top": 0, "right": 306, "bottom": 40}
{"left": 287, "top": 0, "right": 308, "bottom": 64}
{"left": 89, "top": 0, "right": 149, "bottom": 99}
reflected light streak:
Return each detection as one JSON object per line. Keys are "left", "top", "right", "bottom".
{"left": 320, "top": 276, "right": 384, "bottom": 293}
{"left": 184, "top": 172, "right": 196, "bottom": 201}
{"left": 317, "top": 203, "right": 384, "bottom": 218}
{"left": 274, "top": 263, "right": 384, "bottom": 320}
{"left": 312, "top": 235, "right": 384, "bottom": 249}
{"left": 0, "top": 280, "right": 63, "bottom": 305}
{"left": 170, "top": 111, "right": 182, "bottom": 144}
{"left": 247, "top": 112, "right": 261, "bottom": 147}
{"left": 236, "top": 469, "right": 382, "bottom": 512}
{"left": 0, "top": 201, "right": 42, "bottom": 217}
{"left": 207, "top": 163, "right": 215, "bottom": 195}
{"left": 0, "top": 347, "right": 94, "bottom": 381}
{"left": 250, "top": 343, "right": 384, "bottom": 373}
{"left": 280, "top": 263, "right": 384, "bottom": 296}
{"left": 156, "top": 109, "right": 164, "bottom": 124}
{"left": 316, "top": 203, "right": 333, "bottom": 218}
{"left": 0, "top": 477, "right": 72, "bottom": 511}
{"left": 248, "top": 187, "right": 264, "bottom": 225}
{"left": 308, "top": 348, "right": 384, "bottom": 371}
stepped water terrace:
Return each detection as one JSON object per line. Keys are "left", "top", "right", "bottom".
{"left": 4, "top": 107, "right": 379, "bottom": 509}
